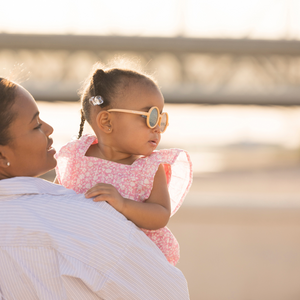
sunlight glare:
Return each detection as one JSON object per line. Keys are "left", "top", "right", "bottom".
{"left": 1, "top": 0, "right": 300, "bottom": 38}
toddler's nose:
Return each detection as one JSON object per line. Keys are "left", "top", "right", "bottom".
{"left": 153, "top": 124, "right": 161, "bottom": 133}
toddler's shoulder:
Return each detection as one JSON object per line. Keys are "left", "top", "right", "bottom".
{"left": 149, "top": 149, "right": 193, "bottom": 216}
{"left": 56, "top": 134, "right": 96, "bottom": 158}
{"left": 149, "top": 148, "right": 191, "bottom": 166}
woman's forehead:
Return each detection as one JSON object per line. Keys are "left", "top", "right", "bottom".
{"left": 12, "top": 86, "right": 38, "bottom": 122}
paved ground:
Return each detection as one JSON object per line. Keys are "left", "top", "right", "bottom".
{"left": 169, "top": 204, "right": 300, "bottom": 300}
{"left": 188, "top": 167, "right": 300, "bottom": 207}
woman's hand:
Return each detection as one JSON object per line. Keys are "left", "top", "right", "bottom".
{"left": 85, "top": 183, "right": 125, "bottom": 214}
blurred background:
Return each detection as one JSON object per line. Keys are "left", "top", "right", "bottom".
{"left": 1, "top": 1, "right": 300, "bottom": 299}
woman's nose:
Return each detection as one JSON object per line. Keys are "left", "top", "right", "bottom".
{"left": 43, "top": 120, "right": 54, "bottom": 136}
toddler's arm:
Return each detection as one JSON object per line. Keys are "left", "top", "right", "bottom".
{"left": 85, "top": 164, "right": 171, "bottom": 230}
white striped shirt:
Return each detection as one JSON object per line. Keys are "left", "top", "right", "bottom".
{"left": 0, "top": 177, "right": 189, "bottom": 300}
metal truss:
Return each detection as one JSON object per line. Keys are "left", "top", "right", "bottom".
{"left": 0, "top": 34, "right": 300, "bottom": 105}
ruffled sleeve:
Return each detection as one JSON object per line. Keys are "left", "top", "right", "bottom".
{"left": 139, "top": 149, "right": 193, "bottom": 216}
{"left": 55, "top": 135, "right": 96, "bottom": 189}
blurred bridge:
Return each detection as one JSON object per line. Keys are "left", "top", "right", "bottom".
{"left": 1, "top": 33, "right": 300, "bottom": 105}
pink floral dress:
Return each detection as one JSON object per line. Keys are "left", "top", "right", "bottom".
{"left": 55, "top": 134, "right": 193, "bottom": 265}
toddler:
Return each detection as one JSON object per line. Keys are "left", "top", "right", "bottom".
{"left": 55, "top": 66, "right": 192, "bottom": 265}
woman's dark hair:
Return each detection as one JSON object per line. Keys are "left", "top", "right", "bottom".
{"left": 78, "top": 67, "right": 157, "bottom": 139}
{"left": 0, "top": 78, "right": 17, "bottom": 145}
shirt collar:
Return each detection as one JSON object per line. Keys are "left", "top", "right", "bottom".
{"left": 0, "top": 177, "right": 76, "bottom": 197}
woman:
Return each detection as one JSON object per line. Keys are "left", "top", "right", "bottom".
{"left": 0, "top": 78, "right": 56, "bottom": 179}
{"left": 0, "top": 78, "right": 189, "bottom": 300}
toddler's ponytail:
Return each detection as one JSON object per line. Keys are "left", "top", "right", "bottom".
{"left": 92, "top": 69, "right": 106, "bottom": 97}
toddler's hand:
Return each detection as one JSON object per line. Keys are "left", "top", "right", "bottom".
{"left": 85, "top": 183, "right": 125, "bottom": 213}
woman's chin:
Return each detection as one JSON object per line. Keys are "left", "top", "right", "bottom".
{"left": 49, "top": 157, "right": 58, "bottom": 170}
{"left": 37, "top": 158, "right": 57, "bottom": 178}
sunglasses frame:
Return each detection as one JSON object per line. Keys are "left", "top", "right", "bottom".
{"left": 107, "top": 106, "right": 169, "bottom": 133}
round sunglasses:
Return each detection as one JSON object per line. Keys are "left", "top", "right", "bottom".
{"left": 108, "top": 106, "right": 169, "bottom": 133}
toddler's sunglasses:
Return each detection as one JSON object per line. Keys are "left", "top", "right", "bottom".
{"left": 108, "top": 106, "right": 169, "bottom": 133}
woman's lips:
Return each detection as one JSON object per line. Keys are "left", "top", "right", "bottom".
{"left": 47, "top": 146, "right": 56, "bottom": 155}
{"left": 47, "top": 139, "right": 56, "bottom": 154}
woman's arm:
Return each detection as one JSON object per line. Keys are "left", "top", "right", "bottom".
{"left": 84, "top": 164, "right": 171, "bottom": 230}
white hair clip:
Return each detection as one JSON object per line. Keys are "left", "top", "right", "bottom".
{"left": 89, "top": 95, "right": 104, "bottom": 106}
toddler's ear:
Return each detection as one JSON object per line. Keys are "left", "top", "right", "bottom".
{"left": 95, "top": 111, "right": 112, "bottom": 133}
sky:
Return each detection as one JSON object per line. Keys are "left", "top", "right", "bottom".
{"left": 1, "top": 0, "right": 300, "bottom": 39}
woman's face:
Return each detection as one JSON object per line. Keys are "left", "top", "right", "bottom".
{"left": 2, "top": 85, "right": 57, "bottom": 178}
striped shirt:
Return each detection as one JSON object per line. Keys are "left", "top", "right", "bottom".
{"left": 0, "top": 177, "right": 189, "bottom": 300}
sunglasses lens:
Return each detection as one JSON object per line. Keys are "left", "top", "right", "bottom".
{"left": 160, "top": 113, "right": 168, "bottom": 132}
{"left": 149, "top": 108, "right": 158, "bottom": 127}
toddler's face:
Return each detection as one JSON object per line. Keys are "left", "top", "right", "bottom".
{"left": 110, "top": 82, "right": 165, "bottom": 157}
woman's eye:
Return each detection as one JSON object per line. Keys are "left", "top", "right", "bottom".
{"left": 34, "top": 123, "right": 42, "bottom": 130}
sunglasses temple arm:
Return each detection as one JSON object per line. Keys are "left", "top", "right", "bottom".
{"left": 108, "top": 109, "right": 150, "bottom": 116}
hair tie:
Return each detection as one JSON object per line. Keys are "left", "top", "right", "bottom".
{"left": 89, "top": 96, "right": 104, "bottom": 106}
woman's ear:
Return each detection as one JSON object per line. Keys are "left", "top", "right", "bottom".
{"left": 0, "top": 147, "right": 10, "bottom": 168}
{"left": 95, "top": 111, "right": 112, "bottom": 133}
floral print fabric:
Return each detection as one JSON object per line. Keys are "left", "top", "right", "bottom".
{"left": 55, "top": 134, "right": 192, "bottom": 265}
